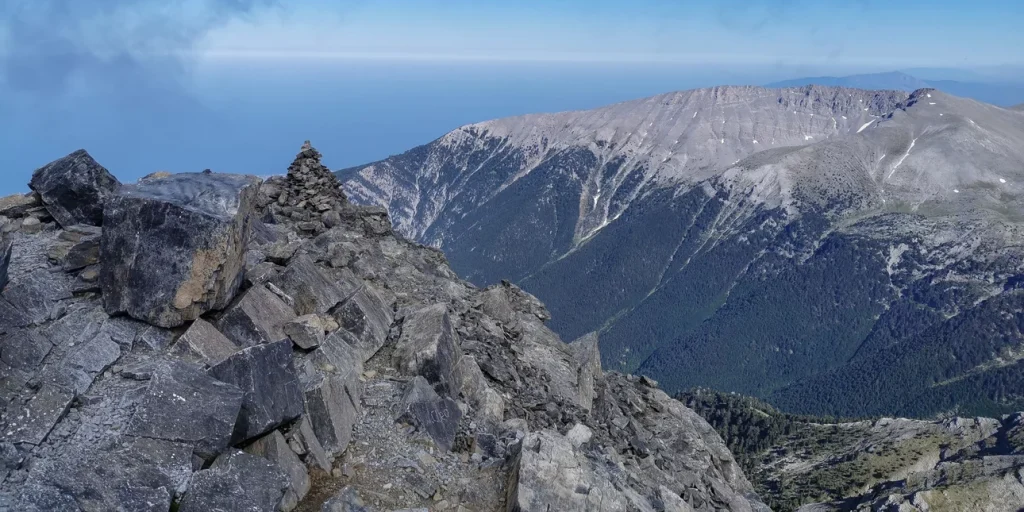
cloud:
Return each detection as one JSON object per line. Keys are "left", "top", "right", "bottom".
{"left": 0, "top": 0, "right": 278, "bottom": 98}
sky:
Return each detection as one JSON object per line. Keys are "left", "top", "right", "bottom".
{"left": 1, "top": 0, "right": 1023, "bottom": 193}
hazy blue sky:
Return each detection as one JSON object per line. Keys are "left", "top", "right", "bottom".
{"left": 1, "top": 0, "right": 1023, "bottom": 193}
{"left": 203, "top": 0, "right": 1024, "bottom": 66}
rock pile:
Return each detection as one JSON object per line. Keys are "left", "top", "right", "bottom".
{"left": 0, "top": 143, "right": 769, "bottom": 511}
{"left": 261, "top": 141, "right": 349, "bottom": 235}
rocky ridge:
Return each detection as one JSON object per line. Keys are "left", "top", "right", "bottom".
{"left": 0, "top": 144, "right": 767, "bottom": 511}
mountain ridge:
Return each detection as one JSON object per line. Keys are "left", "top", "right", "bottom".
{"left": 341, "top": 85, "right": 1024, "bottom": 420}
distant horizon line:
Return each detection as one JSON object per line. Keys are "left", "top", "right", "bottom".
{"left": 191, "top": 50, "right": 1024, "bottom": 69}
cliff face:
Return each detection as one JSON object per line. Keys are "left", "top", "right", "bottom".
{"left": 0, "top": 144, "right": 767, "bottom": 511}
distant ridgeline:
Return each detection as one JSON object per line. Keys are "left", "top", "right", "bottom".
{"left": 342, "top": 85, "right": 1024, "bottom": 420}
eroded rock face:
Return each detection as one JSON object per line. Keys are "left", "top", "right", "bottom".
{"left": 29, "top": 150, "right": 120, "bottom": 227}
{"left": 101, "top": 172, "right": 260, "bottom": 327}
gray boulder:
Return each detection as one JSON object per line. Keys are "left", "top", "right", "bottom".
{"left": 101, "top": 171, "right": 261, "bottom": 328}
{"left": 126, "top": 360, "right": 245, "bottom": 460}
{"left": 330, "top": 280, "right": 393, "bottom": 361}
{"left": 394, "top": 303, "right": 462, "bottom": 395}
{"left": 297, "top": 336, "right": 363, "bottom": 459}
{"left": 569, "top": 332, "right": 603, "bottom": 412}
{"left": 179, "top": 450, "right": 290, "bottom": 512}
{"left": 28, "top": 149, "right": 120, "bottom": 227}
{"left": 400, "top": 376, "right": 462, "bottom": 452}
{"left": 245, "top": 429, "right": 310, "bottom": 511}
{"left": 216, "top": 283, "right": 296, "bottom": 347}
{"left": 270, "top": 254, "right": 356, "bottom": 315}
{"left": 208, "top": 339, "right": 304, "bottom": 444}
{"left": 169, "top": 317, "right": 240, "bottom": 366}
{"left": 507, "top": 430, "right": 628, "bottom": 512}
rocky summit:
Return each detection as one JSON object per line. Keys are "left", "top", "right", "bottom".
{"left": 0, "top": 143, "right": 769, "bottom": 511}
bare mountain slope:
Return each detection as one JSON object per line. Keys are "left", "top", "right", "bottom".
{"left": 341, "top": 86, "right": 1024, "bottom": 419}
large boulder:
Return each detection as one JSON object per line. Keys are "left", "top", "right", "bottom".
{"left": 216, "top": 283, "right": 296, "bottom": 347}
{"left": 28, "top": 149, "right": 121, "bottom": 227}
{"left": 208, "top": 339, "right": 304, "bottom": 444}
{"left": 125, "top": 360, "right": 245, "bottom": 460}
{"left": 506, "top": 430, "right": 628, "bottom": 512}
{"left": 245, "top": 429, "right": 310, "bottom": 511}
{"left": 179, "top": 450, "right": 290, "bottom": 512}
{"left": 270, "top": 254, "right": 357, "bottom": 316}
{"left": 101, "top": 172, "right": 261, "bottom": 328}
{"left": 296, "top": 334, "right": 363, "bottom": 459}
{"left": 394, "top": 303, "right": 462, "bottom": 395}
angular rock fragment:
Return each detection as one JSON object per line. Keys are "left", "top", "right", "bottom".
{"left": 271, "top": 254, "right": 356, "bottom": 316}
{"left": 2, "top": 270, "right": 73, "bottom": 325}
{"left": 208, "top": 339, "right": 304, "bottom": 444}
{"left": 62, "top": 235, "right": 100, "bottom": 271}
{"left": 126, "top": 360, "right": 245, "bottom": 460}
{"left": 216, "top": 283, "right": 296, "bottom": 347}
{"left": 169, "top": 317, "right": 240, "bottom": 366}
{"left": 179, "top": 450, "right": 290, "bottom": 512}
{"left": 101, "top": 171, "right": 261, "bottom": 328}
{"left": 507, "top": 430, "right": 627, "bottom": 511}
{"left": 330, "top": 280, "right": 393, "bottom": 361}
{"left": 455, "top": 355, "right": 504, "bottom": 424}
{"left": 3, "top": 383, "right": 74, "bottom": 445}
{"left": 0, "top": 192, "right": 40, "bottom": 218}
{"left": 296, "top": 336, "right": 363, "bottom": 459}
{"left": 0, "top": 237, "right": 10, "bottom": 291}
{"left": 400, "top": 376, "right": 462, "bottom": 452}
{"left": 296, "top": 415, "right": 332, "bottom": 471}
{"left": 245, "top": 429, "right": 310, "bottom": 510}
{"left": 394, "top": 303, "right": 462, "bottom": 394}
{"left": 29, "top": 149, "right": 120, "bottom": 227}
{"left": 283, "top": 313, "right": 325, "bottom": 349}
{"left": 56, "top": 330, "right": 122, "bottom": 393}
{"left": 569, "top": 332, "right": 603, "bottom": 411}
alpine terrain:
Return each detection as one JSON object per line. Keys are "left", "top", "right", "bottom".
{"left": 341, "top": 85, "right": 1024, "bottom": 420}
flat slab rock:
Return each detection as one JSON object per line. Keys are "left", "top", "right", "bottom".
{"left": 216, "top": 283, "right": 296, "bottom": 348}
{"left": 29, "top": 149, "right": 121, "bottom": 227}
{"left": 125, "top": 360, "right": 245, "bottom": 460}
{"left": 101, "top": 171, "right": 261, "bottom": 328}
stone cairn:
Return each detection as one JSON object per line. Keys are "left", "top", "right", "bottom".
{"left": 262, "top": 141, "right": 348, "bottom": 235}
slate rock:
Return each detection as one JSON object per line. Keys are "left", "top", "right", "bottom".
{"left": 55, "top": 329, "right": 122, "bottom": 393}
{"left": 16, "top": 437, "right": 193, "bottom": 511}
{"left": 246, "top": 429, "right": 311, "bottom": 511}
{"left": 270, "top": 254, "right": 356, "bottom": 316}
{"left": 169, "top": 317, "right": 240, "bottom": 366}
{"left": 297, "top": 337, "right": 363, "bottom": 458}
{"left": 507, "top": 430, "right": 628, "bottom": 511}
{"left": 126, "top": 360, "right": 245, "bottom": 460}
{"left": 208, "top": 339, "right": 304, "bottom": 444}
{"left": 283, "top": 313, "right": 325, "bottom": 349}
{"left": 216, "top": 283, "right": 296, "bottom": 347}
{"left": 62, "top": 235, "right": 100, "bottom": 271}
{"left": 330, "top": 280, "right": 393, "bottom": 362}
{"left": 0, "top": 192, "right": 41, "bottom": 218}
{"left": 179, "top": 450, "right": 290, "bottom": 512}
{"left": 3, "top": 383, "right": 74, "bottom": 445}
{"left": 2, "top": 270, "right": 73, "bottom": 326}
{"left": 0, "top": 237, "right": 10, "bottom": 291}
{"left": 29, "top": 149, "right": 121, "bottom": 227}
{"left": 297, "top": 415, "right": 332, "bottom": 472}
{"left": 394, "top": 303, "right": 462, "bottom": 395}
{"left": 400, "top": 376, "right": 462, "bottom": 452}
{"left": 455, "top": 355, "right": 505, "bottom": 425}
{"left": 0, "top": 328, "right": 52, "bottom": 371}
{"left": 101, "top": 171, "right": 261, "bottom": 328}
{"left": 569, "top": 332, "right": 603, "bottom": 411}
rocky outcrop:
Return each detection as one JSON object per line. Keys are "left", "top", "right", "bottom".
{"left": 0, "top": 143, "right": 770, "bottom": 511}
{"left": 29, "top": 149, "right": 120, "bottom": 227}
{"left": 101, "top": 171, "right": 261, "bottom": 327}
